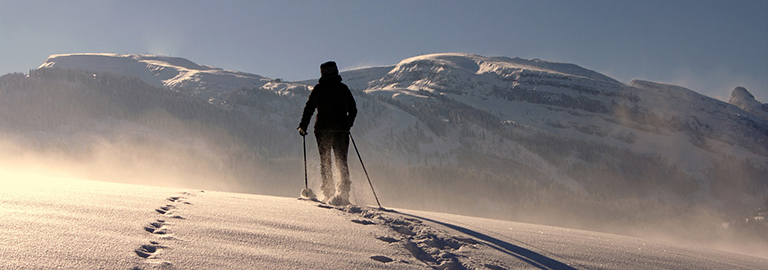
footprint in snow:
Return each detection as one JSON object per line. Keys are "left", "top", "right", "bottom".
{"left": 144, "top": 220, "right": 167, "bottom": 234}
{"left": 336, "top": 206, "right": 486, "bottom": 269}
{"left": 155, "top": 205, "right": 185, "bottom": 219}
{"left": 155, "top": 205, "right": 175, "bottom": 214}
{"left": 351, "top": 219, "right": 376, "bottom": 225}
{"left": 134, "top": 243, "right": 164, "bottom": 259}
{"left": 370, "top": 255, "right": 394, "bottom": 263}
{"left": 167, "top": 196, "right": 192, "bottom": 205}
{"left": 376, "top": 236, "right": 399, "bottom": 243}
{"left": 179, "top": 191, "right": 200, "bottom": 196}
{"left": 143, "top": 219, "right": 178, "bottom": 240}
{"left": 133, "top": 242, "right": 175, "bottom": 270}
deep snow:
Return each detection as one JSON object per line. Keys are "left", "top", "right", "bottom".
{"left": 1, "top": 171, "right": 766, "bottom": 270}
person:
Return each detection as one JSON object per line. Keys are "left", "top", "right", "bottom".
{"left": 298, "top": 61, "right": 357, "bottom": 206}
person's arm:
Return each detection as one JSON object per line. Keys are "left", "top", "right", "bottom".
{"left": 299, "top": 86, "right": 320, "bottom": 133}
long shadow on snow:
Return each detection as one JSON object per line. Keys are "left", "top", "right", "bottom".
{"left": 393, "top": 210, "right": 577, "bottom": 270}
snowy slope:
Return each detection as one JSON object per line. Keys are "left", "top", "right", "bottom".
{"left": 1, "top": 172, "right": 766, "bottom": 270}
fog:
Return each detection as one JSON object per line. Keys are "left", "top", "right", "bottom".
{"left": 0, "top": 135, "right": 239, "bottom": 192}
{"left": 1, "top": 132, "right": 766, "bottom": 259}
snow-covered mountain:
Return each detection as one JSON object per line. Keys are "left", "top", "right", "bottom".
{"left": 40, "top": 53, "right": 272, "bottom": 103}
{"left": 729, "top": 86, "right": 768, "bottom": 121}
{"left": 4, "top": 52, "right": 767, "bottom": 249}
{"left": 356, "top": 53, "right": 767, "bottom": 202}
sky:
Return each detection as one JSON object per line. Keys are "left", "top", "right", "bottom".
{"left": 1, "top": 0, "right": 766, "bottom": 102}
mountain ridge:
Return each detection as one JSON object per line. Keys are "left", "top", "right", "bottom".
{"left": 40, "top": 53, "right": 271, "bottom": 102}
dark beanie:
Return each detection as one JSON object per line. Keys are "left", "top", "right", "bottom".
{"left": 320, "top": 61, "right": 338, "bottom": 76}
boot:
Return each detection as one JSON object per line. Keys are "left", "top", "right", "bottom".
{"left": 328, "top": 194, "right": 350, "bottom": 206}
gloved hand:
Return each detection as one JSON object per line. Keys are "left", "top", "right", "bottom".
{"left": 298, "top": 127, "right": 308, "bottom": 136}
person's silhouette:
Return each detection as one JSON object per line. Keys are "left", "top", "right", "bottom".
{"left": 298, "top": 61, "right": 357, "bottom": 205}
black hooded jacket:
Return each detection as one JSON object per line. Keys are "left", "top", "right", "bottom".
{"left": 299, "top": 74, "right": 357, "bottom": 132}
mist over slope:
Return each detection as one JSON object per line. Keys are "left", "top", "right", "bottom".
{"left": 3, "top": 52, "right": 767, "bottom": 255}
{"left": 0, "top": 68, "right": 279, "bottom": 191}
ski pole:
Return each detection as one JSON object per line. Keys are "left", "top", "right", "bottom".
{"left": 299, "top": 134, "right": 316, "bottom": 200}
{"left": 303, "top": 135, "right": 308, "bottom": 189}
{"left": 349, "top": 133, "right": 382, "bottom": 209}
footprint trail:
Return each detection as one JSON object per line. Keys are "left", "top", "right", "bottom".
{"left": 321, "top": 204, "right": 509, "bottom": 270}
{"left": 132, "top": 191, "right": 201, "bottom": 270}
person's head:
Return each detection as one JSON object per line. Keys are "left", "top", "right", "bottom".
{"left": 320, "top": 61, "right": 338, "bottom": 77}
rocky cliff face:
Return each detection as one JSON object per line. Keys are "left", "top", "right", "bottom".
{"left": 729, "top": 86, "right": 768, "bottom": 121}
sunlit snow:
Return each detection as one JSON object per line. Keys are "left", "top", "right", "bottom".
{"left": 1, "top": 172, "right": 766, "bottom": 269}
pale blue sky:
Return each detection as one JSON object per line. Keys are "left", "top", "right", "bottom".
{"left": 1, "top": 0, "right": 766, "bottom": 101}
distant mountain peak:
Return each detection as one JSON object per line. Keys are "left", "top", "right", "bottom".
{"left": 398, "top": 53, "right": 483, "bottom": 73}
{"left": 41, "top": 53, "right": 216, "bottom": 72}
{"left": 731, "top": 86, "right": 755, "bottom": 101}
{"left": 729, "top": 86, "right": 768, "bottom": 120}
{"left": 394, "top": 53, "right": 619, "bottom": 84}
{"left": 38, "top": 53, "right": 269, "bottom": 100}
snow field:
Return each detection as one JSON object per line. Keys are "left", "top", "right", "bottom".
{"left": 2, "top": 172, "right": 767, "bottom": 269}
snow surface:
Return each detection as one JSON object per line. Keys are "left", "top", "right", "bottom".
{"left": 1, "top": 172, "right": 766, "bottom": 270}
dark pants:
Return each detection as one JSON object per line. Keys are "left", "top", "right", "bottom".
{"left": 315, "top": 131, "right": 351, "bottom": 199}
